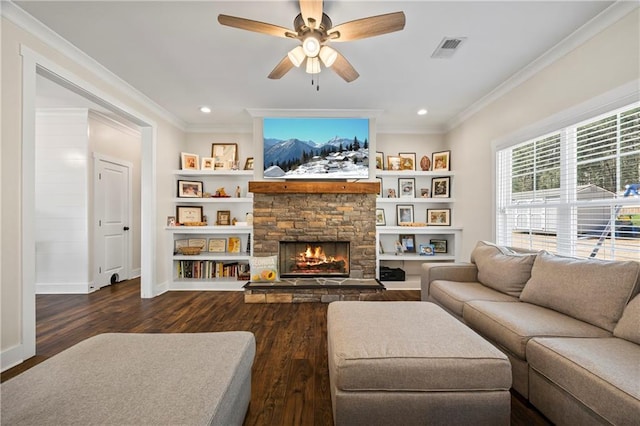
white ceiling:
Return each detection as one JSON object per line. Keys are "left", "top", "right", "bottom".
{"left": 15, "top": 1, "right": 616, "bottom": 133}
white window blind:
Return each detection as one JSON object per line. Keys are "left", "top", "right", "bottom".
{"left": 496, "top": 103, "right": 640, "bottom": 261}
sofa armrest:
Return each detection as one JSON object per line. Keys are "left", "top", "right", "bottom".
{"left": 420, "top": 263, "right": 479, "bottom": 300}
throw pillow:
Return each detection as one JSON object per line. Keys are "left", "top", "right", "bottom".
{"left": 520, "top": 252, "right": 640, "bottom": 332}
{"left": 249, "top": 255, "right": 279, "bottom": 282}
{"left": 613, "top": 295, "right": 640, "bottom": 344}
{"left": 472, "top": 241, "right": 537, "bottom": 297}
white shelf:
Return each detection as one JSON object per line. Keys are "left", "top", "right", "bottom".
{"left": 172, "top": 170, "right": 254, "bottom": 177}
{"left": 172, "top": 197, "right": 253, "bottom": 203}
{"left": 377, "top": 197, "right": 455, "bottom": 204}
{"left": 377, "top": 226, "right": 463, "bottom": 234}
{"left": 376, "top": 170, "right": 454, "bottom": 177}
{"left": 173, "top": 253, "right": 251, "bottom": 261}
{"left": 166, "top": 225, "right": 252, "bottom": 234}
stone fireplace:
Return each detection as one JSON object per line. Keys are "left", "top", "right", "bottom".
{"left": 249, "top": 181, "right": 379, "bottom": 279}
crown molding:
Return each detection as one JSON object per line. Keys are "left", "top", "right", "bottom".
{"left": 185, "top": 123, "right": 253, "bottom": 134}
{"left": 2, "top": 0, "right": 186, "bottom": 131}
{"left": 246, "top": 108, "right": 384, "bottom": 119}
{"left": 447, "top": 0, "right": 639, "bottom": 132}
{"left": 89, "top": 110, "right": 142, "bottom": 138}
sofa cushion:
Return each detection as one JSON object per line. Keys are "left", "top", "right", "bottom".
{"left": 429, "top": 280, "right": 518, "bottom": 317}
{"left": 463, "top": 301, "right": 611, "bottom": 359}
{"left": 520, "top": 252, "right": 640, "bottom": 331}
{"left": 471, "top": 241, "right": 537, "bottom": 297}
{"left": 614, "top": 295, "right": 640, "bottom": 344}
{"left": 527, "top": 337, "right": 640, "bottom": 425}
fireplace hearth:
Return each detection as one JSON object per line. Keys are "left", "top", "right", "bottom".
{"left": 279, "top": 241, "right": 350, "bottom": 278}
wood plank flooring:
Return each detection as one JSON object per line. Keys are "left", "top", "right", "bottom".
{"left": 2, "top": 279, "right": 550, "bottom": 425}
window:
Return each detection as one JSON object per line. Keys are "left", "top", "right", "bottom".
{"left": 496, "top": 103, "right": 640, "bottom": 261}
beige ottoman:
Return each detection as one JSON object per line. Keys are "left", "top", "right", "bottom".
{"left": 1, "top": 332, "right": 255, "bottom": 426}
{"left": 327, "top": 301, "right": 511, "bottom": 425}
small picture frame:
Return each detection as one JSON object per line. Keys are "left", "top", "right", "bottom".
{"left": 181, "top": 152, "right": 199, "bottom": 170}
{"left": 387, "top": 188, "right": 397, "bottom": 198}
{"left": 432, "top": 150, "right": 451, "bottom": 171}
{"left": 399, "top": 152, "right": 416, "bottom": 171}
{"left": 431, "top": 176, "right": 451, "bottom": 198}
{"left": 387, "top": 155, "right": 401, "bottom": 171}
{"left": 427, "top": 208, "right": 451, "bottom": 226}
{"left": 420, "top": 188, "right": 430, "bottom": 198}
{"left": 216, "top": 210, "right": 231, "bottom": 226}
{"left": 244, "top": 157, "right": 254, "bottom": 170}
{"left": 419, "top": 244, "right": 436, "bottom": 256}
{"left": 188, "top": 238, "right": 207, "bottom": 250}
{"left": 211, "top": 143, "right": 238, "bottom": 170}
{"left": 208, "top": 238, "right": 226, "bottom": 252}
{"left": 376, "top": 208, "right": 386, "bottom": 226}
{"left": 430, "top": 239, "right": 448, "bottom": 253}
{"left": 167, "top": 216, "right": 176, "bottom": 227}
{"left": 398, "top": 178, "right": 415, "bottom": 198}
{"left": 174, "top": 239, "right": 189, "bottom": 253}
{"left": 177, "top": 180, "right": 203, "bottom": 198}
{"left": 176, "top": 206, "right": 203, "bottom": 224}
{"left": 201, "top": 157, "right": 215, "bottom": 170}
{"left": 400, "top": 234, "right": 416, "bottom": 253}
{"left": 376, "top": 177, "right": 383, "bottom": 197}
{"left": 396, "top": 204, "right": 414, "bottom": 225}
{"left": 228, "top": 237, "right": 241, "bottom": 253}
{"left": 375, "top": 152, "right": 384, "bottom": 170}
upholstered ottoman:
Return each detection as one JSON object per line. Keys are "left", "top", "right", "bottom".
{"left": 1, "top": 332, "right": 255, "bottom": 426}
{"left": 327, "top": 301, "right": 511, "bottom": 425}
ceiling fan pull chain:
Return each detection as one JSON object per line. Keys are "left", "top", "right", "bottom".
{"left": 317, "top": 73, "right": 320, "bottom": 91}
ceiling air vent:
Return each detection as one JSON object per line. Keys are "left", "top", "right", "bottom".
{"left": 431, "top": 37, "right": 467, "bottom": 59}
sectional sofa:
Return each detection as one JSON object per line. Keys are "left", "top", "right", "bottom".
{"left": 421, "top": 241, "right": 640, "bottom": 425}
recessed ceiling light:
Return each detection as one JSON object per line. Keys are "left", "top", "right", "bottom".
{"left": 200, "top": 106, "right": 211, "bottom": 113}
{"left": 417, "top": 109, "right": 428, "bottom": 116}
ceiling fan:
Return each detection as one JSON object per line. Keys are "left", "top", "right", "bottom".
{"left": 218, "top": 0, "right": 405, "bottom": 83}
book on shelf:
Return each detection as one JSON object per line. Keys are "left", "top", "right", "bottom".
{"left": 176, "top": 260, "right": 247, "bottom": 280}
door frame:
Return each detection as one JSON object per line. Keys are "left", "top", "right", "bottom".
{"left": 93, "top": 153, "right": 134, "bottom": 290}
{"left": 15, "top": 45, "right": 158, "bottom": 369}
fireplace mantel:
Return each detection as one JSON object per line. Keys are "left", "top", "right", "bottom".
{"left": 249, "top": 181, "right": 379, "bottom": 194}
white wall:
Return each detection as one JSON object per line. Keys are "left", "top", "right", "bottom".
{"left": 35, "top": 108, "right": 91, "bottom": 293}
{"left": 446, "top": 8, "right": 640, "bottom": 260}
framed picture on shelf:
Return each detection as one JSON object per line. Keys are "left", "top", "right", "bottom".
{"left": 432, "top": 150, "right": 451, "bottom": 171}
{"left": 244, "top": 157, "right": 254, "bottom": 170}
{"left": 396, "top": 204, "right": 414, "bottom": 225}
{"left": 211, "top": 143, "right": 238, "bottom": 170}
{"left": 419, "top": 244, "right": 436, "bottom": 256}
{"left": 420, "top": 188, "right": 430, "bottom": 198}
{"left": 427, "top": 208, "right": 451, "bottom": 226}
{"left": 398, "top": 178, "right": 415, "bottom": 198}
{"left": 430, "top": 239, "right": 448, "bottom": 253}
{"left": 375, "top": 208, "right": 386, "bottom": 226}
{"left": 177, "top": 180, "right": 203, "bottom": 198}
{"left": 375, "top": 152, "right": 384, "bottom": 170}
{"left": 201, "top": 157, "right": 215, "bottom": 170}
{"left": 180, "top": 152, "right": 199, "bottom": 170}
{"left": 188, "top": 238, "right": 207, "bottom": 250}
{"left": 400, "top": 234, "right": 416, "bottom": 253}
{"left": 228, "top": 237, "right": 241, "bottom": 253}
{"left": 399, "top": 152, "right": 416, "bottom": 171}
{"left": 376, "top": 177, "right": 383, "bottom": 197}
{"left": 167, "top": 216, "right": 176, "bottom": 227}
{"left": 208, "top": 238, "right": 226, "bottom": 253}
{"left": 216, "top": 210, "right": 231, "bottom": 226}
{"left": 176, "top": 206, "right": 203, "bottom": 224}
{"left": 387, "top": 155, "right": 401, "bottom": 171}
{"left": 174, "top": 239, "right": 189, "bottom": 253}
{"left": 431, "top": 176, "right": 451, "bottom": 198}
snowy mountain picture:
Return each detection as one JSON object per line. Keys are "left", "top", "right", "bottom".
{"left": 263, "top": 117, "right": 370, "bottom": 179}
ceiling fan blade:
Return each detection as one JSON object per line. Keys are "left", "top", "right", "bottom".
{"left": 299, "top": 0, "right": 323, "bottom": 29}
{"left": 330, "top": 52, "right": 359, "bottom": 83}
{"left": 328, "top": 12, "right": 406, "bottom": 42}
{"left": 268, "top": 56, "right": 295, "bottom": 79}
{"left": 218, "top": 14, "right": 294, "bottom": 38}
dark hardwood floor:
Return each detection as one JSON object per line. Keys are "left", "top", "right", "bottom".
{"left": 2, "top": 279, "right": 551, "bottom": 425}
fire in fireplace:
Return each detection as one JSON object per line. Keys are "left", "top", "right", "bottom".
{"left": 279, "top": 241, "right": 350, "bottom": 278}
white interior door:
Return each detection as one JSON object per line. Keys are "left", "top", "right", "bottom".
{"left": 95, "top": 156, "right": 131, "bottom": 289}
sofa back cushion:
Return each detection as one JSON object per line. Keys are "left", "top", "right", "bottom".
{"left": 520, "top": 252, "right": 640, "bottom": 331}
{"left": 613, "top": 295, "right": 640, "bottom": 344}
{"left": 471, "top": 241, "right": 537, "bottom": 297}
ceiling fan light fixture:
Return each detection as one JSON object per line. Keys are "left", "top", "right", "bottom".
{"left": 302, "top": 33, "right": 321, "bottom": 57}
{"left": 318, "top": 46, "right": 337, "bottom": 67}
{"left": 306, "top": 56, "right": 321, "bottom": 74}
{"left": 287, "top": 46, "right": 305, "bottom": 67}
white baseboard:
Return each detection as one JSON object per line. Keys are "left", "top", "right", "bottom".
{"left": 36, "top": 282, "right": 91, "bottom": 294}
{"left": 1, "top": 344, "right": 25, "bottom": 372}
{"left": 129, "top": 268, "right": 141, "bottom": 279}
